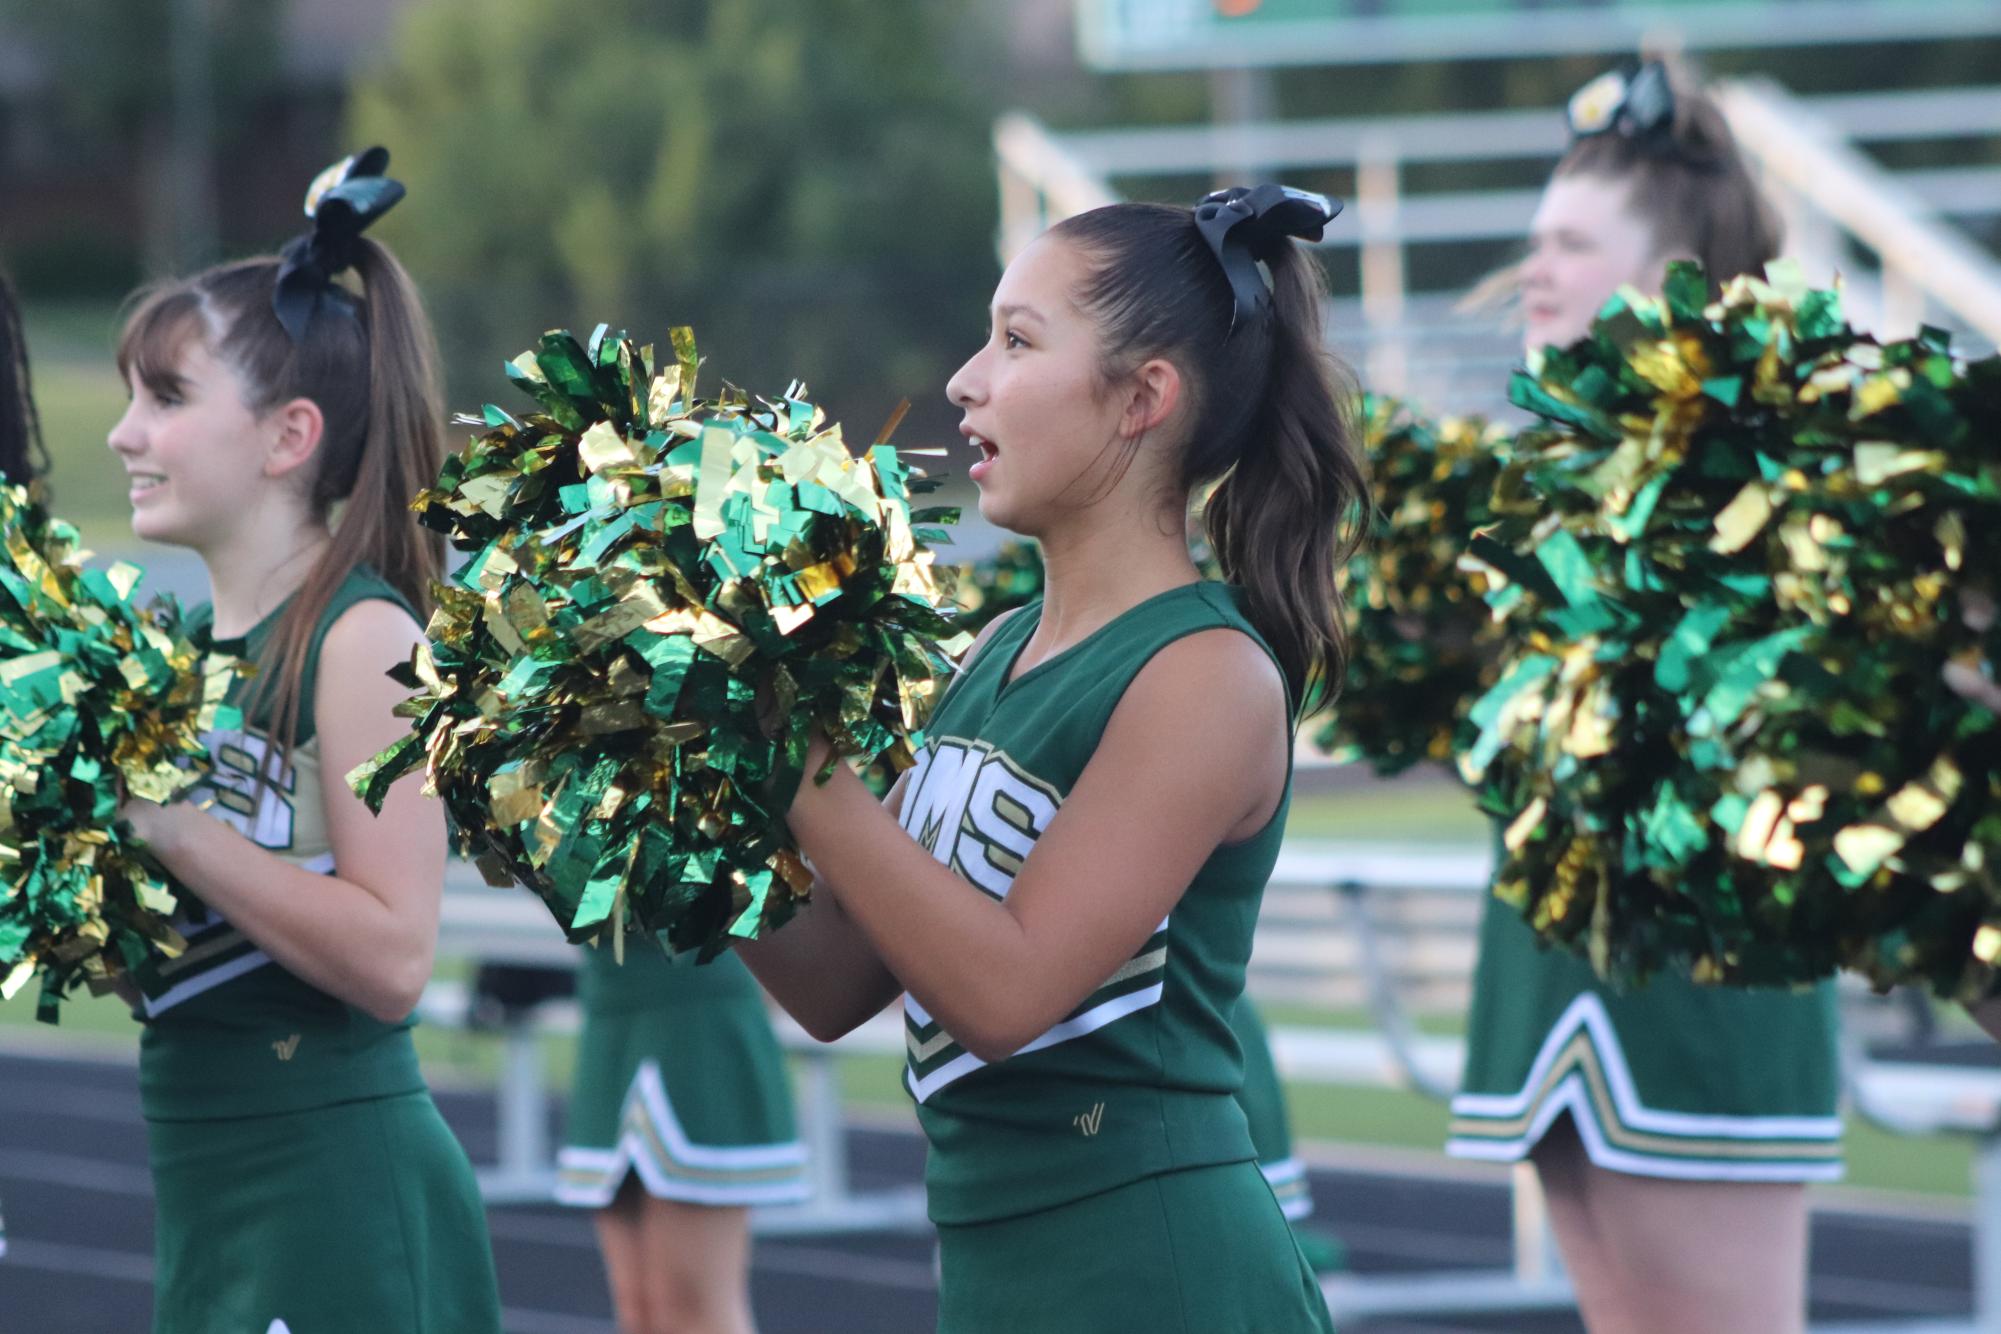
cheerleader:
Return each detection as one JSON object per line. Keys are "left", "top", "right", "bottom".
{"left": 1445, "top": 63, "right": 1842, "bottom": 1334}
{"left": 739, "top": 184, "right": 1364, "bottom": 1331}
{"left": 557, "top": 940, "right": 807, "bottom": 1334}
{"left": 0, "top": 268, "right": 44, "bottom": 486}
{"left": 110, "top": 149, "right": 501, "bottom": 1332}
{"left": 0, "top": 265, "right": 44, "bottom": 1263}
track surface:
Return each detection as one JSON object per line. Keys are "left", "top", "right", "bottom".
{"left": 0, "top": 1052, "right": 1976, "bottom": 1333}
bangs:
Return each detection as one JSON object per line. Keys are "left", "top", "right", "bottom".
{"left": 116, "top": 286, "right": 210, "bottom": 398}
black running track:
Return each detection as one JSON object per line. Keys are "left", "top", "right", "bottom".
{"left": 0, "top": 1052, "right": 1976, "bottom": 1333}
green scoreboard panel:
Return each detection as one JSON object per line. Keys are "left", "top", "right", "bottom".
{"left": 1075, "top": 0, "right": 2001, "bottom": 70}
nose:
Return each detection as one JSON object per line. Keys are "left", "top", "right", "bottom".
{"left": 107, "top": 396, "right": 143, "bottom": 458}
{"left": 946, "top": 342, "right": 988, "bottom": 409}
{"left": 1518, "top": 249, "right": 1552, "bottom": 293}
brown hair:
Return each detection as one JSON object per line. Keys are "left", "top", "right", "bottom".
{"left": 117, "top": 238, "right": 445, "bottom": 771}
{"left": 1555, "top": 63, "right": 1784, "bottom": 285}
{"left": 0, "top": 270, "right": 46, "bottom": 485}
{"left": 1049, "top": 203, "right": 1369, "bottom": 710}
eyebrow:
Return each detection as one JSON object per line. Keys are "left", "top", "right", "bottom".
{"left": 993, "top": 302, "right": 1046, "bottom": 325}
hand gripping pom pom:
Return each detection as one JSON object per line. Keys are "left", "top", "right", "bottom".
{"left": 347, "top": 326, "right": 969, "bottom": 958}
{"left": 1461, "top": 260, "right": 2001, "bottom": 1000}
{"left": 0, "top": 482, "right": 242, "bottom": 1019}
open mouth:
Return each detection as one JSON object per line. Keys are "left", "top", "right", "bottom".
{"left": 128, "top": 472, "right": 166, "bottom": 499}
{"left": 966, "top": 434, "right": 999, "bottom": 483}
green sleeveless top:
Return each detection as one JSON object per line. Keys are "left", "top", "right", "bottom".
{"left": 898, "top": 581, "right": 1292, "bottom": 1225}
{"left": 136, "top": 566, "right": 427, "bottom": 1121}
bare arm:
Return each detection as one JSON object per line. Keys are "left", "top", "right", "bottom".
{"left": 120, "top": 599, "right": 445, "bottom": 1023}
{"left": 785, "top": 628, "right": 1288, "bottom": 1062}
{"left": 736, "top": 607, "right": 1029, "bottom": 1040}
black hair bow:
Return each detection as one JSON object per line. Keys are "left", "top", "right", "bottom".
{"left": 1194, "top": 184, "right": 1342, "bottom": 334}
{"left": 1566, "top": 61, "right": 1675, "bottom": 143}
{"left": 271, "top": 147, "right": 405, "bottom": 344}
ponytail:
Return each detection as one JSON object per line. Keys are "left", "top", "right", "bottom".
{"left": 1050, "top": 201, "right": 1368, "bottom": 708}
{"left": 1202, "top": 243, "right": 1366, "bottom": 712}
{"left": 117, "top": 237, "right": 445, "bottom": 777}
{"left": 0, "top": 269, "right": 46, "bottom": 485}
{"left": 248, "top": 236, "right": 445, "bottom": 771}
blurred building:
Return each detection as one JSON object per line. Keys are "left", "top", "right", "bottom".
{"left": 0, "top": 0, "right": 409, "bottom": 292}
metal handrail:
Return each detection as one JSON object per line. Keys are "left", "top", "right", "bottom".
{"left": 991, "top": 75, "right": 2001, "bottom": 386}
{"left": 992, "top": 111, "right": 1116, "bottom": 265}
{"left": 1718, "top": 76, "right": 2001, "bottom": 348}
{"left": 1334, "top": 879, "right": 1463, "bottom": 1103}
{"left": 1052, "top": 85, "right": 2001, "bottom": 177}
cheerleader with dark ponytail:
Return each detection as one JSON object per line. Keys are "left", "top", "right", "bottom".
{"left": 0, "top": 266, "right": 41, "bottom": 1265}
{"left": 737, "top": 185, "right": 1362, "bottom": 1331}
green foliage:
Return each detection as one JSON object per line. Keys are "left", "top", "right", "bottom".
{"left": 348, "top": 0, "right": 1001, "bottom": 430}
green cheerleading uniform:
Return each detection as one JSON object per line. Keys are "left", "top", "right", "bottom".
{"left": 557, "top": 942, "right": 808, "bottom": 1208}
{"left": 899, "top": 584, "right": 1333, "bottom": 1334}
{"left": 1449, "top": 828, "right": 1844, "bottom": 1181}
{"left": 1234, "top": 997, "right": 1313, "bottom": 1221}
{"left": 133, "top": 567, "right": 500, "bottom": 1334}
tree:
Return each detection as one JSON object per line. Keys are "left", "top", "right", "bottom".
{"left": 349, "top": 0, "right": 1003, "bottom": 440}
{"left": 1, "top": 0, "right": 280, "bottom": 275}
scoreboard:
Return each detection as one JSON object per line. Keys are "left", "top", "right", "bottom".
{"left": 1075, "top": 0, "right": 2001, "bottom": 70}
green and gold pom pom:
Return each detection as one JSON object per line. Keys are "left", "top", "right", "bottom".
{"left": 0, "top": 482, "right": 239, "bottom": 1019}
{"left": 1315, "top": 395, "right": 1509, "bottom": 773}
{"left": 1462, "top": 260, "right": 2001, "bottom": 999}
{"left": 349, "top": 325, "right": 968, "bottom": 957}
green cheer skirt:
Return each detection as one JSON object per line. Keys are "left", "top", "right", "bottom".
{"left": 1234, "top": 998, "right": 1313, "bottom": 1220}
{"left": 1449, "top": 896, "right": 1844, "bottom": 1181}
{"left": 935, "top": 1159, "right": 1332, "bottom": 1333}
{"left": 147, "top": 1090, "right": 500, "bottom": 1333}
{"left": 557, "top": 946, "right": 807, "bottom": 1208}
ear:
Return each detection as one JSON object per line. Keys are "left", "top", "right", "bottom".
{"left": 1119, "top": 357, "right": 1183, "bottom": 439}
{"left": 263, "top": 396, "right": 326, "bottom": 481}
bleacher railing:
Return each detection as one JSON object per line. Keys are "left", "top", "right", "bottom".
{"left": 995, "top": 81, "right": 2001, "bottom": 415}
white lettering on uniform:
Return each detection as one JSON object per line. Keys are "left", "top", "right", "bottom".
{"left": 963, "top": 758, "right": 1058, "bottom": 897}
{"left": 199, "top": 730, "right": 297, "bottom": 852}
{"left": 899, "top": 740, "right": 981, "bottom": 868}
{"left": 898, "top": 739, "right": 1060, "bottom": 896}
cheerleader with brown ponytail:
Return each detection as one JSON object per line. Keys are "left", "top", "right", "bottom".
{"left": 1446, "top": 62, "right": 1842, "bottom": 1334}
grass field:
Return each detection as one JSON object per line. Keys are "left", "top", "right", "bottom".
{"left": 21, "top": 302, "right": 133, "bottom": 547}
